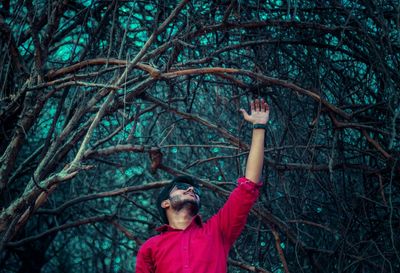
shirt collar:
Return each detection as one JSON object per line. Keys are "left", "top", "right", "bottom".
{"left": 156, "top": 214, "right": 203, "bottom": 232}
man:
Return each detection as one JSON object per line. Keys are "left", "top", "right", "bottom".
{"left": 136, "top": 98, "right": 270, "bottom": 273}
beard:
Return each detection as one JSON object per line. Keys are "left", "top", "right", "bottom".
{"left": 169, "top": 195, "right": 200, "bottom": 216}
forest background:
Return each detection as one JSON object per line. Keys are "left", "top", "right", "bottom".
{"left": 0, "top": 0, "right": 399, "bottom": 272}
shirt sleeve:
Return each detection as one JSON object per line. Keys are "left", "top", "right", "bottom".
{"left": 136, "top": 242, "right": 155, "bottom": 273}
{"left": 209, "top": 177, "right": 262, "bottom": 248}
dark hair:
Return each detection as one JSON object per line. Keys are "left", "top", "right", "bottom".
{"left": 157, "top": 175, "right": 202, "bottom": 224}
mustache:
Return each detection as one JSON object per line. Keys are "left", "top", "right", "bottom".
{"left": 170, "top": 198, "right": 200, "bottom": 215}
{"left": 184, "top": 192, "right": 196, "bottom": 197}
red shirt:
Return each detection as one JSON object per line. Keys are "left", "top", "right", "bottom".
{"left": 136, "top": 177, "right": 262, "bottom": 273}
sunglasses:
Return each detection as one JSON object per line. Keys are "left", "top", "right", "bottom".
{"left": 171, "top": 182, "right": 201, "bottom": 196}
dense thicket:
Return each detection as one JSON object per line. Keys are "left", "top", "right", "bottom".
{"left": 0, "top": 0, "right": 399, "bottom": 272}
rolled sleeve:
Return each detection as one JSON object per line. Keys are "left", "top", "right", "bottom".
{"left": 237, "top": 177, "right": 263, "bottom": 193}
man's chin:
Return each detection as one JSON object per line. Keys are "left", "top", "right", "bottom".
{"left": 172, "top": 200, "right": 199, "bottom": 215}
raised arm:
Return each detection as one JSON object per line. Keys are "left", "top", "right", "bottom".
{"left": 208, "top": 98, "right": 270, "bottom": 248}
{"left": 239, "top": 98, "right": 270, "bottom": 183}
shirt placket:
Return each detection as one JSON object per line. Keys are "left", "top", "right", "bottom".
{"left": 181, "top": 229, "right": 190, "bottom": 273}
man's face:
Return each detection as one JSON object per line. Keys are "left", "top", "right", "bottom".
{"left": 168, "top": 183, "right": 201, "bottom": 214}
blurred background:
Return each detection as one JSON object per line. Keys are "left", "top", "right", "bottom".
{"left": 0, "top": 0, "right": 399, "bottom": 272}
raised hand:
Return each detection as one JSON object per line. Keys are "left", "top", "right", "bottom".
{"left": 239, "top": 98, "right": 270, "bottom": 125}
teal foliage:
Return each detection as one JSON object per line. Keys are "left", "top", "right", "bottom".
{"left": 125, "top": 166, "right": 144, "bottom": 176}
{"left": 1, "top": 0, "right": 399, "bottom": 273}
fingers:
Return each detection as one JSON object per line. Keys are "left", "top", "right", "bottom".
{"left": 250, "top": 101, "right": 255, "bottom": 113}
{"left": 262, "top": 99, "right": 269, "bottom": 112}
{"left": 240, "top": 108, "right": 253, "bottom": 123}
{"left": 239, "top": 108, "right": 250, "bottom": 119}
{"left": 250, "top": 99, "right": 260, "bottom": 112}
{"left": 255, "top": 99, "right": 260, "bottom": 112}
{"left": 251, "top": 98, "right": 269, "bottom": 112}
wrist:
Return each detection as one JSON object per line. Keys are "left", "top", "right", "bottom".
{"left": 252, "top": 123, "right": 267, "bottom": 130}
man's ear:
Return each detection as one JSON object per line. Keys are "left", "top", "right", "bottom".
{"left": 161, "top": 200, "right": 170, "bottom": 209}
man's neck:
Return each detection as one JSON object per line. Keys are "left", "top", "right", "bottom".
{"left": 167, "top": 209, "right": 194, "bottom": 230}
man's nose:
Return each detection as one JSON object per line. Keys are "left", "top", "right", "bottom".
{"left": 186, "top": 186, "right": 194, "bottom": 192}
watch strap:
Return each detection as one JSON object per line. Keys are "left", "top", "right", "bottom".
{"left": 253, "top": 123, "right": 267, "bottom": 130}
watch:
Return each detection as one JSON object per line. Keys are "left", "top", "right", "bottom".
{"left": 253, "top": 123, "right": 267, "bottom": 130}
